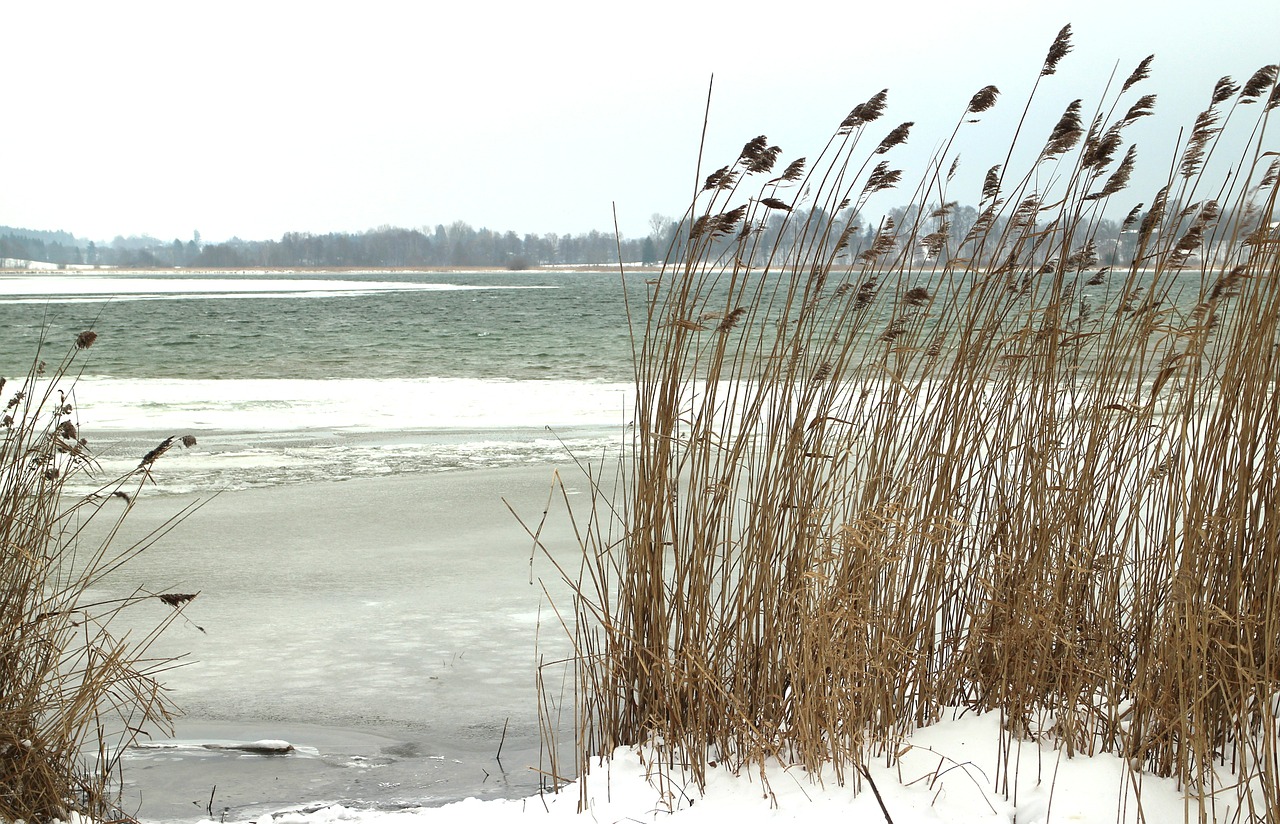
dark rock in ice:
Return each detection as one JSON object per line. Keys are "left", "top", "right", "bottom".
{"left": 201, "top": 739, "right": 295, "bottom": 755}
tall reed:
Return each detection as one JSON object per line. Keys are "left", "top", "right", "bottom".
{"left": 1, "top": 333, "right": 198, "bottom": 822}
{"left": 544, "top": 29, "right": 1280, "bottom": 820}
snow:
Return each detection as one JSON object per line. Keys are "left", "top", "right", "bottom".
{"left": 191, "top": 712, "right": 1200, "bottom": 824}
{"left": 0, "top": 275, "right": 551, "bottom": 298}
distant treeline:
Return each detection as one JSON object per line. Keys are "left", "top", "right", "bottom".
{"left": 1, "top": 204, "right": 1196, "bottom": 270}
{"left": 0, "top": 222, "right": 669, "bottom": 269}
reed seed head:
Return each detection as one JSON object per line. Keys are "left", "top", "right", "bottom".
{"left": 982, "top": 166, "right": 1002, "bottom": 201}
{"left": 903, "top": 286, "right": 931, "bottom": 306}
{"left": 1121, "top": 55, "right": 1154, "bottom": 93}
{"left": 703, "top": 166, "right": 737, "bottom": 191}
{"left": 1211, "top": 75, "right": 1240, "bottom": 105}
{"left": 1043, "top": 100, "right": 1084, "bottom": 156}
{"left": 1241, "top": 65, "right": 1278, "bottom": 101}
{"left": 778, "top": 157, "right": 806, "bottom": 182}
{"left": 1122, "top": 94, "right": 1157, "bottom": 124}
{"left": 864, "top": 161, "right": 903, "bottom": 195}
{"left": 716, "top": 307, "right": 748, "bottom": 333}
{"left": 967, "top": 85, "right": 1000, "bottom": 114}
{"left": 839, "top": 89, "right": 889, "bottom": 134}
{"left": 875, "top": 122, "right": 914, "bottom": 154}
{"left": 1041, "top": 24, "right": 1073, "bottom": 76}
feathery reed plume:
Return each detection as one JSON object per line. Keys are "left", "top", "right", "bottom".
{"left": 1241, "top": 64, "right": 1279, "bottom": 101}
{"left": 1043, "top": 99, "right": 1084, "bottom": 156}
{"left": 74, "top": 330, "right": 97, "bottom": 350}
{"left": 1011, "top": 194, "right": 1041, "bottom": 230}
{"left": 703, "top": 165, "right": 737, "bottom": 191}
{"left": 859, "top": 217, "right": 898, "bottom": 260}
{"left": 1122, "top": 93, "right": 1157, "bottom": 125}
{"left": 981, "top": 165, "right": 1002, "bottom": 201}
{"left": 777, "top": 157, "right": 806, "bottom": 182}
{"left": 738, "top": 135, "right": 768, "bottom": 162}
{"left": 875, "top": 121, "right": 914, "bottom": 154}
{"left": 1180, "top": 108, "right": 1221, "bottom": 178}
{"left": 1211, "top": 75, "right": 1240, "bottom": 104}
{"left": 1041, "top": 24, "right": 1073, "bottom": 76}
{"left": 1138, "top": 185, "right": 1170, "bottom": 244}
{"left": 921, "top": 226, "right": 950, "bottom": 258}
{"left": 967, "top": 85, "right": 1000, "bottom": 113}
{"left": 738, "top": 136, "right": 782, "bottom": 173}
{"left": 716, "top": 307, "right": 748, "bottom": 332}
{"left": 139, "top": 434, "right": 199, "bottom": 467}
{"left": 852, "top": 277, "right": 879, "bottom": 309}
{"left": 690, "top": 205, "right": 749, "bottom": 239}
{"left": 835, "top": 221, "right": 861, "bottom": 253}
{"left": 747, "top": 145, "right": 782, "bottom": 174}
{"left": 863, "top": 161, "right": 903, "bottom": 195}
{"left": 1086, "top": 143, "right": 1138, "bottom": 199}
{"left": 1122, "top": 54, "right": 1155, "bottom": 92}
{"left": 1262, "top": 157, "right": 1280, "bottom": 188}
{"left": 902, "top": 286, "right": 931, "bottom": 306}
{"left": 1066, "top": 240, "right": 1099, "bottom": 270}
{"left": 1081, "top": 123, "right": 1123, "bottom": 171}
{"left": 839, "top": 88, "right": 889, "bottom": 133}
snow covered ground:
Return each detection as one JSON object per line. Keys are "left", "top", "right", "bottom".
{"left": 194, "top": 712, "right": 1206, "bottom": 824}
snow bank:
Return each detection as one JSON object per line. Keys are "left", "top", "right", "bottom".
{"left": 202, "top": 712, "right": 1200, "bottom": 824}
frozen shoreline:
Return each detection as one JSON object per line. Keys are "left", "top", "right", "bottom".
{"left": 94, "top": 463, "right": 597, "bottom": 821}
{"left": 85, "top": 462, "right": 1258, "bottom": 823}
{"left": 166, "top": 711, "right": 1197, "bottom": 824}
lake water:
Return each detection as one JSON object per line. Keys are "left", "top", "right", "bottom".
{"left": 1, "top": 270, "right": 647, "bottom": 494}
{"left": 0, "top": 270, "right": 640, "bottom": 820}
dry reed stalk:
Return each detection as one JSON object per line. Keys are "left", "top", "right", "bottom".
{"left": 532, "top": 30, "right": 1280, "bottom": 823}
{"left": 1, "top": 334, "right": 199, "bottom": 822}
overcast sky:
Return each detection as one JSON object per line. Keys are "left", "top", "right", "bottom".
{"left": 1, "top": 0, "right": 1277, "bottom": 244}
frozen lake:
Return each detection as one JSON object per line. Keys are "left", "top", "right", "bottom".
{"left": 85, "top": 464, "right": 594, "bottom": 821}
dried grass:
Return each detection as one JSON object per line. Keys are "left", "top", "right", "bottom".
{"left": 1, "top": 334, "right": 198, "bottom": 822}
{"left": 536, "top": 29, "right": 1280, "bottom": 821}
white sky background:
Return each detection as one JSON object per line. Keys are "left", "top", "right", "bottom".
{"left": 1, "top": 0, "right": 1277, "bottom": 244}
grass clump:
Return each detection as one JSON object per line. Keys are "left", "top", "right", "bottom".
{"left": 542, "top": 27, "right": 1280, "bottom": 821}
{"left": 1, "top": 334, "right": 198, "bottom": 822}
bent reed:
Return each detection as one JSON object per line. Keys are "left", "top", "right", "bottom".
{"left": 542, "top": 27, "right": 1280, "bottom": 821}
{"left": 1, "top": 333, "right": 199, "bottom": 822}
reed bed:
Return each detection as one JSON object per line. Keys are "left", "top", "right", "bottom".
{"left": 541, "top": 28, "right": 1280, "bottom": 821}
{"left": 1, "top": 334, "right": 198, "bottom": 822}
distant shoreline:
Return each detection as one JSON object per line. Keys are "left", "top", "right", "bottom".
{"left": 0, "top": 263, "right": 664, "bottom": 275}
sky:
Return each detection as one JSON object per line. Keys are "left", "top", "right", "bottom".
{"left": 1, "top": 0, "right": 1277, "bottom": 244}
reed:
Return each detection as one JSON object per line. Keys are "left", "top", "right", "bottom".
{"left": 542, "top": 29, "right": 1280, "bottom": 820}
{"left": 1, "top": 334, "right": 198, "bottom": 822}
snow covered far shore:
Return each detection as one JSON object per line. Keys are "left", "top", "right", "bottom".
{"left": 191, "top": 711, "right": 1217, "bottom": 824}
